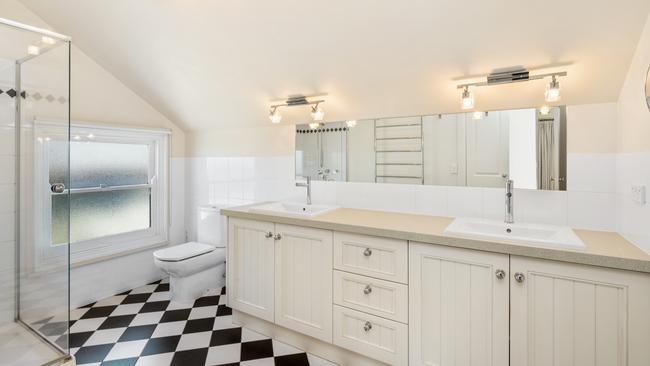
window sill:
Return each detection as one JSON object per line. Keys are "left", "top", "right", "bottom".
{"left": 71, "top": 241, "right": 171, "bottom": 269}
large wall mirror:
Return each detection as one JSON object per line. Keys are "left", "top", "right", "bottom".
{"left": 295, "top": 106, "right": 567, "bottom": 190}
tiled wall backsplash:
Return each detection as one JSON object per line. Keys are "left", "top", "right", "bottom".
{"left": 186, "top": 153, "right": 623, "bottom": 242}
{"left": 616, "top": 153, "right": 650, "bottom": 254}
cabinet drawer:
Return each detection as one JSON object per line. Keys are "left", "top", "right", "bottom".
{"left": 333, "top": 270, "right": 408, "bottom": 323}
{"left": 333, "top": 232, "right": 408, "bottom": 283}
{"left": 333, "top": 305, "right": 408, "bottom": 366}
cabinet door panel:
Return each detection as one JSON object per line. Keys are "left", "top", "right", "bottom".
{"left": 275, "top": 224, "right": 333, "bottom": 342}
{"left": 409, "top": 242, "right": 509, "bottom": 366}
{"left": 510, "top": 256, "right": 650, "bottom": 366}
{"left": 227, "top": 218, "right": 275, "bottom": 322}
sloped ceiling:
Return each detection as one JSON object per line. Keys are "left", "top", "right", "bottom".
{"left": 17, "top": 0, "right": 650, "bottom": 131}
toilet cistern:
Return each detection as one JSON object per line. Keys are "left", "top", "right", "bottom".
{"left": 296, "top": 176, "right": 312, "bottom": 205}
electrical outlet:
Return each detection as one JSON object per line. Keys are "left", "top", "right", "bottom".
{"left": 631, "top": 185, "right": 646, "bottom": 204}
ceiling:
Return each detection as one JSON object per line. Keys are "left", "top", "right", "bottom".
{"left": 17, "top": 0, "right": 650, "bottom": 131}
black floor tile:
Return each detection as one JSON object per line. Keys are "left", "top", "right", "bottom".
{"left": 74, "top": 344, "right": 114, "bottom": 364}
{"left": 160, "top": 309, "right": 191, "bottom": 323}
{"left": 154, "top": 283, "right": 170, "bottom": 292}
{"left": 274, "top": 353, "right": 310, "bottom": 366}
{"left": 210, "top": 328, "right": 241, "bottom": 347}
{"left": 121, "top": 293, "right": 151, "bottom": 304}
{"left": 98, "top": 314, "right": 136, "bottom": 330}
{"left": 38, "top": 321, "right": 69, "bottom": 337}
{"left": 100, "top": 358, "right": 138, "bottom": 366}
{"left": 81, "top": 306, "right": 118, "bottom": 319}
{"left": 69, "top": 331, "right": 94, "bottom": 348}
{"left": 141, "top": 335, "right": 181, "bottom": 356}
{"left": 170, "top": 348, "right": 209, "bottom": 366}
{"left": 139, "top": 301, "right": 170, "bottom": 313}
{"left": 183, "top": 318, "right": 215, "bottom": 334}
{"left": 240, "top": 339, "right": 274, "bottom": 361}
{"left": 216, "top": 305, "right": 232, "bottom": 317}
{"left": 118, "top": 324, "right": 157, "bottom": 342}
{"left": 194, "top": 295, "right": 219, "bottom": 307}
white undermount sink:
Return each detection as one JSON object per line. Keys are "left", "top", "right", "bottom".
{"left": 249, "top": 202, "right": 339, "bottom": 217}
{"left": 444, "top": 217, "right": 586, "bottom": 250}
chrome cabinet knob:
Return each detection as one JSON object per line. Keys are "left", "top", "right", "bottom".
{"left": 273, "top": 233, "right": 282, "bottom": 240}
{"left": 363, "top": 285, "right": 372, "bottom": 295}
{"left": 363, "top": 248, "right": 372, "bottom": 257}
{"left": 495, "top": 269, "right": 506, "bottom": 280}
{"left": 264, "top": 231, "right": 273, "bottom": 239}
{"left": 514, "top": 272, "right": 525, "bottom": 283}
{"left": 363, "top": 321, "right": 372, "bottom": 332}
{"left": 50, "top": 183, "right": 65, "bottom": 194}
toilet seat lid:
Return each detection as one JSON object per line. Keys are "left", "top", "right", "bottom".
{"left": 154, "top": 242, "right": 215, "bottom": 262}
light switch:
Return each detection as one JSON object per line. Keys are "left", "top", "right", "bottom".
{"left": 631, "top": 184, "right": 646, "bottom": 204}
{"left": 450, "top": 163, "right": 458, "bottom": 175}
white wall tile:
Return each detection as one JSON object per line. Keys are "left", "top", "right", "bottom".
{"left": 568, "top": 191, "right": 616, "bottom": 231}
{"left": 482, "top": 187, "right": 504, "bottom": 221}
{"left": 516, "top": 189, "right": 568, "bottom": 225}
{"left": 335, "top": 182, "right": 416, "bottom": 213}
{"left": 0, "top": 127, "right": 15, "bottom": 156}
{"left": 0, "top": 156, "right": 14, "bottom": 184}
{"left": 414, "top": 185, "right": 448, "bottom": 216}
{"left": 447, "top": 186, "right": 482, "bottom": 218}
{"left": 567, "top": 153, "right": 616, "bottom": 193}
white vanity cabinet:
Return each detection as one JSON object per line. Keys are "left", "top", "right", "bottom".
{"left": 409, "top": 242, "right": 510, "bottom": 366}
{"left": 274, "top": 224, "right": 333, "bottom": 342}
{"left": 227, "top": 218, "right": 276, "bottom": 322}
{"left": 227, "top": 218, "right": 334, "bottom": 342}
{"left": 510, "top": 256, "right": 650, "bottom": 366}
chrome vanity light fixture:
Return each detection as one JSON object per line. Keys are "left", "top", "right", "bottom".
{"left": 268, "top": 95, "right": 326, "bottom": 123}
{"left": 457, "top": 68, "right": 567, "bottom": 109}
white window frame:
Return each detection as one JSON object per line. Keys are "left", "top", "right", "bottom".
{"left": 34, "top": 119, "right": 170, "bottom": 268}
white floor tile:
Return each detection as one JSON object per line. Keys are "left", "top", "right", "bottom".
{"left": 271, "top": 339, "right": 302, "bottom": 356}
{"left": 151, "top": 321, "right": 186, "bottom": 338}
{"left": 176, "top": 331, "right": 212, "bottom": 351}
{"left": 130, "top": 312, "right": 164, "bottom": 326}
{"left": 205, "top": 343, "right": 241, "bottom": 365}
{"left": 83, "top": 328, "right": 127, "bottom": 346}
{"left": 94, "top": 295, "right": 127, "bottom": 307}
{"left": 240, "top": 357, "right": 275, "bottom": 366}
{"left": 104, "top": 339, "right": 148, "bottom": 361}
{"left": 308, "top": 353, "right": 338, "bottom": 366}
{"left": 129, "top": 285, "right": 158, "bottom": 295}
{"left": 241, "top": 327, "right": 269, "bottom": 342}
{"left": 134, "top": 352, "right": 174, "bottom": 366}
{"left": 70, "top": 318, "right": 105, "bottom": 333}
{"left": 212, "top": 315, "right": 236, "bottom": 330}
{"left": 111, "top": 303, "right": 145, "bottom": 316}
{"left": 147, "top": 292, "right": 171, "bottom": 302}
{"left": 189, "top": 305, "right": 218, "bottom": 320}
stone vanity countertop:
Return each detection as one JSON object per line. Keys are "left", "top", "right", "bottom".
{"left": 221, "top": 204, "right": 650, "bottom": 274}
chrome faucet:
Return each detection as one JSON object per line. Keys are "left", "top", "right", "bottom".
{"left": 505, "top": 177, "right": 514, "bottom": 224}
{"left": 296, "top": 176, "right": 312, "bottom": 205}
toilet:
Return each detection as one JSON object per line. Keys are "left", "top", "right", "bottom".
{"left": 154, "top": 205, "right": 227, "bottom": 304}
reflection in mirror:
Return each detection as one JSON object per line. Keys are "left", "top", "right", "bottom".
{"left": 295, "top": 107, "right": 567, "bottom": 190}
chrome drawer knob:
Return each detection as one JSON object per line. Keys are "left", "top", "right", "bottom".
{"left": 265, "top": 231, "right": 273, "bottom": 239}
{"left": 363, "top": 321, "right": 372, "bottom": 332}
{"left": 363, "top": 285, "right": 372, "bottom": 295}
{"left": 514, "top": 272, "right": 525, "bottom": 283}
{"left": 495, "top": 269, "right": 506, "bottom": 280}
{"left": 273, "top": 233, "right": 282, "bottom": 240}
{"left": 363, "top": 248, "right": 372, "bottom": 257}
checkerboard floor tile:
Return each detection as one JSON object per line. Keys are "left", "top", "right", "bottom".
{"left": 37, "top": 279, "right": 337, "bottom": 366}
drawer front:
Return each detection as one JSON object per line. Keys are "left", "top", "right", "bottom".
{"left": 333, "top": 305, "right": 408, "bottom": 366}
{"left": 333, "top": 232, "right": 408, "bottom": 283}
{"left": 333, "top": 270, "right": 408, "bottom": 323}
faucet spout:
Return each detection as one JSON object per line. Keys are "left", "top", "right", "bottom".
{"left": 296, "top": 176, "right": 312, "bottom": 205}
{"left": 505, "top": 178, "right": 514, "bottom": 224}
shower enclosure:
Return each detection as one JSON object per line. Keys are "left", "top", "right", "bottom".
{"left": 0, "top": 18, "right": 71, "bottom": 366}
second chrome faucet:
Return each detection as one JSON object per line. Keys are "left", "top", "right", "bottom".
{"left": 296, "top": 176, "right": 312, "bottom": 205}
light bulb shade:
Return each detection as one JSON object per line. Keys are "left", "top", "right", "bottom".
{"left": 309, "top": 122, "right": 320, "bottom": 129}
{"left": 346, "top": 120, "right": 357, "bottom": 128}
{"left": 311, "top": 106, "right": 324, "bottom": 121}
{"left": 539, "top": 105, "right": 551, "bottom": 115}
{"left": 461, "top": 88, "right": 474, "bottom": 110}
{"left": 472, "top": 111, "right": 484, "bottom": 120}
{"left": 269, "top": 108, "right": 282, "bottom": 124}
{"left": 27, "top": 45, "right": 40, "bottom": 55}
{"left": 545, "top": 79, "right": 561, "bottom": 102}
{"left": 41, "top": 36, "right": 56, "bottom": 45}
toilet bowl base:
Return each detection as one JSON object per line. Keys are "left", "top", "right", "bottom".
{"left": 169, "top": 262, "right": 225, "bottom": 305}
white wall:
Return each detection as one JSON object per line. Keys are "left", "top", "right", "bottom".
{"left": 616, "top": 12, "right": 650, "bottom": 253}
{"left": 508, "top": 109, "right": 537, "bottom": 189}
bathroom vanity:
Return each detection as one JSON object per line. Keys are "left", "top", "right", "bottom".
{"left": 222, "top": 204, "right": 650, "bottom": 366}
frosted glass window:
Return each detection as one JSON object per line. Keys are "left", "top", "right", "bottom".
{"left": 49, "top": 140, "right": 152, "bottom": 245}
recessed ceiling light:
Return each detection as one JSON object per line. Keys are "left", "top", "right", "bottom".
{"left": 27, "top": 45, "right": 40, "bottom": 55}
